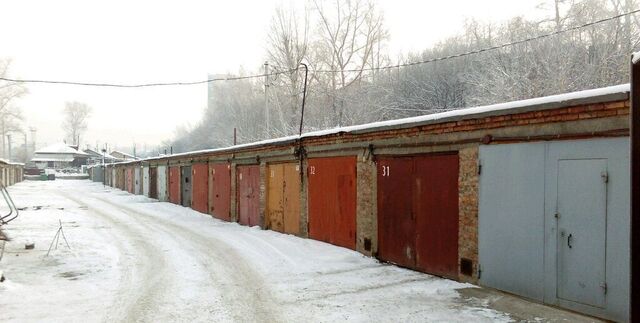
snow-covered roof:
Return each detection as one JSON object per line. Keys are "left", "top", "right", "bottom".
{"left": 85, "top": 148, "right": 120, "bottom": 160}
{"left": 110, "top": 150, "right": 137, "bottom": 159}
{"left": 117, "top": 83, "right": 630, "bottom": 165}
{"left": 0, "top": 158, "right": 25, "bottom": 166}
{"left": 31, "top": 156, "right": 75, "bottom": 162}
{"left": 35, "top": 143, "right": 88, "bottom": 156}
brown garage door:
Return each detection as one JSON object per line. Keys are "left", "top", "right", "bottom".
{"left": 191, "top": 163, "right": 208, "bottom": 214}
{"left": 377, "top": 153, "right": 459, "bottom": 279}
{"left": 266, "top": 163, "right": 301, "bottom": 235}
{"left": 308, "top": 156, "right": 357, "bottom": 250}
{"left": 169, "top": 166, "right": 181, "bottom": 205}
{"left": 149, "top": 167, "right": 158, "bottom": 199}
{"left": 237, "top": 165, "right": 260, "bottom": 226}
{"left": 126, "top": 167, "right": 134, "bottom": 194}
{"left": 209, "top": 163, "right": 231, "bottom": 221}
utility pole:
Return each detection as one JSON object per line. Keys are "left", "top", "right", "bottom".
{"left": 264, "top": 61, "right": 270, "bottom": 138}
{"left": 23, "top": 131, "right": 27, "bottom": 163}
{"left": 6, "top": 134, "right": 11, "bottom": 162}
{"left": 30, "top": 127, "right": 36, "bottom": 158}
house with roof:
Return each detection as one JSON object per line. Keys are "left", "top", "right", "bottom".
{"left": 30, "top": 143, "right": 89, "bottom": 169}
{"left": 83, "top": 148, "right": 121, "bottom": 165}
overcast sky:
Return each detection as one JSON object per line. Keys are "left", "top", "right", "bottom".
{"left": 0, "top": 0, "right": 545, "bottom": 152}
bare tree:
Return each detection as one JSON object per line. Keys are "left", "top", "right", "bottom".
{"left": 0, "top": 59, "right": 26, "bottom": 159}
{"left": 62, "top": 101, "right": 92, "bottom": 146}
{"left": 266, "top": 5, "right": 310, "bottom": 136}
{"left": 311, "top": 0, "right": 388, "bottom": 126}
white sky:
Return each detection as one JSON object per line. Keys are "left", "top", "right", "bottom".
{"left": 0, "top": 0, "right": 546, "bottom": 152}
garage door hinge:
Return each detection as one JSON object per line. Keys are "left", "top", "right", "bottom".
{"left": 601, "top": 171, "right": 608, "bottom": 183}
{"left": 600, "top": 282, "right": 607, "bottom": 294}
{"left": 477, "top": 264, "right": 482, "bottom": 279}
{"left": 477, "top": 164, "right": 482, "bottom": 175}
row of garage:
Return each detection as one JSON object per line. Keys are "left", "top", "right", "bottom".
{"left": 89, "top": 84, "right": 631, "bottom": 321}
{"left": 0, "top": 160, "right": 24, "bottom": 187}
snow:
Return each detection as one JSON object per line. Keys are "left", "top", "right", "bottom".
{"left": 0, "top": 159, "right": 24, "bottom": 166}
{"left": 0, "top": 180, "right": 517, "bottom": 322}
{"left": 633, "top": 51, "right": 640, "bottom": 64}
{"left": 1, "top": 181, "right": 598, "bottom": 321}
{"left": 134, "top": 83, "right": 630, "bottom": 164}
{"left": 34, "top": 143, "right": 88, "bottom": 156}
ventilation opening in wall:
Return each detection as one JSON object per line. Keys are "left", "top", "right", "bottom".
{"left": 460, "top": 258, "right": 473, "bottom": 276}
{"left": 363, "top": 238, "right": 371, "bottom": 252}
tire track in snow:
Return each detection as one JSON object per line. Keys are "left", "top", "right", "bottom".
{"left": 86, "top": 191, "right": 280, "bottom": 323}
{"left": 56, "top": 191, "right": 172, "bottom": 322}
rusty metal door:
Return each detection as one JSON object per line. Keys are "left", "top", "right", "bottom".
{"left": 377, "top": 157, "right": 416, "bottom": 268}
{"left": 283, "top": 163, "right": 301, "bottom": 235}
{"left": 266, "top": 163, "right": 300, "bottom": 234}
{"left": 308, "top": 156, "right": 357, "bottom": 250}
{"left": 126, "top": 167, "right": 134, "bottom": 193}
{"left": 266, "top": 164, "right": 285, "bottom": 232}
{"left": 209, "top": 163, "right": 231, "bottom": 221}
{"left": 377, "top": 154, "right": 459, "bottom": 279}
{"left": 169, "top": 166, "right": 181, "bottom": 204}
{"left": 191, "top": 163, "right": 208, "bottom": 214}
{"left": 414, "top": 154, "right": 459, "bottom": 279}
{"left": 119, "top": 168, "right": 124, "bottom": 190}
{"left": 149, "top": 167, "right": 158, "bottom": 199}
{"left": 181, "top": 166, "right": 192, "bottom": 207}
{"left": 237, "top": 165, "right": 260, "bottom": 226}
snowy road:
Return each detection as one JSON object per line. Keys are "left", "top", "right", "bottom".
{"left": 0, "top": 181, "right": 597, "bottom": 322}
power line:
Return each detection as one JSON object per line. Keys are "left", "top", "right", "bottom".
{"left": 1, "top": 8, "right": 639, "bottom": 88}
{"left": 315, "top": 8, "right": 640, "bottom": 73}
{"left": 0, "top": 70, "right": 295, "bottom": 88}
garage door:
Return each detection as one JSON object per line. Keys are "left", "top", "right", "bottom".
{"left": 168, "top": 166, "right": 181, "bottom": 205}
{"left": 308, "top": 156, "right": 357, "bottom": 250}
{"left": 191, "top": 163, "right": 209, "bottom": 214}
{"left": 237, "top": 165, "right": 260, "bottom": 226}
{"left": 377, "top": 153, "right": 459, "bottom": 279}
{"left": 209, "top": 163, "right": 231, "bottom": 221}
{"left": 266, "top": 162, "right": 301, "bottom": 235}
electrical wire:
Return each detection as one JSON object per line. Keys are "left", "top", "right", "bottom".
{"left": 1, "top": 8, "right": 638, "bottom": 88}
{"left": 0, "top": 69, "right": 296, "bottom": 88}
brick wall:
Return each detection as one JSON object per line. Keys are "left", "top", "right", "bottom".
{"left": 458, "top": 146, "right": 479, "bottom": 283}
{"left": 356, "top": 150, "right": 376, "bottom": 256}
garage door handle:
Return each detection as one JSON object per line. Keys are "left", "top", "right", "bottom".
{"left": 567, "top": 234, "right": 573, "bottom": 249}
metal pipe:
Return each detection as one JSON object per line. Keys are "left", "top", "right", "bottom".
{"left": 299, "top": 63, "right": 309, "bottom": 136}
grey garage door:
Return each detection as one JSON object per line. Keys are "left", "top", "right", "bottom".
{"left": 478, "top": 137, "right": 629, "bottom": 322}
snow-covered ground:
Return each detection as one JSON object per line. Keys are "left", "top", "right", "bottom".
{"left": 0, "top": 181, "right": 598, "bottom": 322}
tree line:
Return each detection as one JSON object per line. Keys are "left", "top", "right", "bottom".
{"left": 168, "top": 0, "right": 639, "bottom": 153}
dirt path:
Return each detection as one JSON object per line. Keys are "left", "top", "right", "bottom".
{"left": 58, "top": 189, "right": 278, "bottom": 322}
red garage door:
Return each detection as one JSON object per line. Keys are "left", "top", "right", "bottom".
{"left": 308, "top": 156, "right": 357, "bottom": 250}
{"left": 237, "top": 165, "right": 260, "bottom": 226}
{"left": 169, "top": 166, "right": 181, "bottom": 205}
{"left": 191, "top": 163, "right": 208, "bottom": 214}
{"left": 209, "top": 163, "right": 231, "bottom": 221}
{"left": 377, "top": 153, "right": 459, "bottom": 279}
